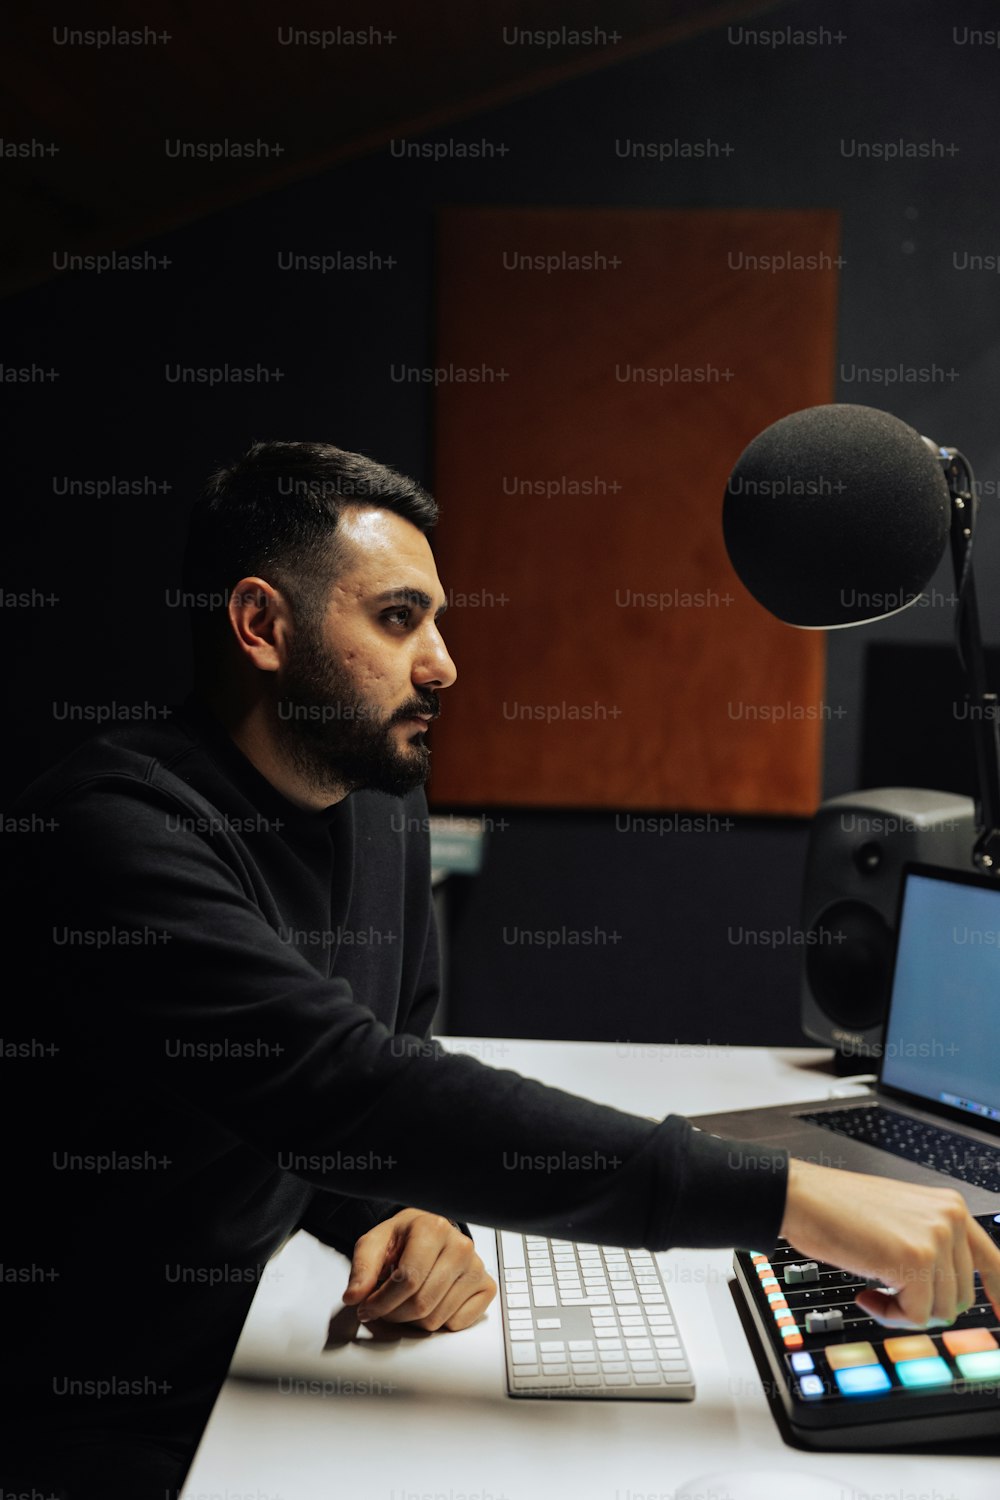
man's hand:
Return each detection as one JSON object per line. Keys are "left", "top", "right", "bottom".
{"left": 780, "top": 1157, "right": 1000, "bottom": 1328}
{"left": 340, "top": 1208, "right": 497, "bottom": 1332}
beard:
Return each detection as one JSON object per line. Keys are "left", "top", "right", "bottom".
{"left": 272, "top": 622, "right": 438, "bottom": 800}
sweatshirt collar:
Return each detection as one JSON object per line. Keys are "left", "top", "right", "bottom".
{"left": 175, "top": 692, "right": 349, "bottom": 836}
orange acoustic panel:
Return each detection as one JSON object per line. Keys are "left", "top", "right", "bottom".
{"left": 429, "top": 208, "right": 839, "bottom": 813}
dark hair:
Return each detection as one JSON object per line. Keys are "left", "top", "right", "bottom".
{"left": 182, "top": 440, "right": 438, "bottom": 653}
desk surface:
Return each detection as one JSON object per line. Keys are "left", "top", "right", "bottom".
{"left": 184, "top": 1040, "right": 1000, "bottom": 1499}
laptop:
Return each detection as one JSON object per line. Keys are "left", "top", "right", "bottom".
{"left": 691, "top": 862, "right": 1000, "bottom": 1214}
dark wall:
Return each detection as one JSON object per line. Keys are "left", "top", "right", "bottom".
{"left": 443, "top": 812, "right": 811, "bottom": 1045}
{"left": 8, "top": 0, "right": 1000, "bottom": 1043}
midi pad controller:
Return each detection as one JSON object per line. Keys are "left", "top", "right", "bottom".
{"left": 733, "top": 1212, "right": 1000, "bottom": 1447}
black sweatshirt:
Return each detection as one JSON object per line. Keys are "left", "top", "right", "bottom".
{"left": 2, "top": 693, "right": 788, "bottom": 1480}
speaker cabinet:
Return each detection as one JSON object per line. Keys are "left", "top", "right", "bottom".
{"left": 800, "top": 788, "right": 976, "bottom": 1060}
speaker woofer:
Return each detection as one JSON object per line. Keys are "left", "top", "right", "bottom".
{"left": 805, "top": 898, "right": 895, "bottom": 1032}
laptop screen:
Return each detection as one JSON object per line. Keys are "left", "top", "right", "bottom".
{"left": 881, "top": 867, "right": 1000, "bottom": 1124}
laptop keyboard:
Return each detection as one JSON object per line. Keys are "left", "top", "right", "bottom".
{"left": 797, "top": 1104, "right": 1000, "bottom": 1194}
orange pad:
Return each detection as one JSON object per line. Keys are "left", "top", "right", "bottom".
{"left": 825, "top": 1342, "right": 879, "bottom": 1370}
{"left": 883, "top": 1335, "right": 937, "bottom": 1364}
{"left": 941, "top": 1327, "right": 999, "bottom": 1356}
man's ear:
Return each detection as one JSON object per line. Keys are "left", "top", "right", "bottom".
{"left": 227, "top": 576, "right": 290, "bottom": 674}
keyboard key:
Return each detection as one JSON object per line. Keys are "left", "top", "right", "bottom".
{"left": 798, "top": 1105, "right": 1000, "bottom": 1193}
{"left": 499, "top": 1231, "right": 526, "bottom": 1267}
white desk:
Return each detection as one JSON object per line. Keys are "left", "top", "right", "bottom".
{"left": 183, "top": 1039, "right": 1000, "bottom": 1499}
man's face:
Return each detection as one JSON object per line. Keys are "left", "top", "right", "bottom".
{"left": 271, "top": 506, "right": 457, "bottom": 799}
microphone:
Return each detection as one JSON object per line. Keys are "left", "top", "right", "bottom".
{"left": 722, "top": 404, "right": 951, "bottom": 627}
{"left": 723, "top": 400, "right": 1000, "bottom": 874}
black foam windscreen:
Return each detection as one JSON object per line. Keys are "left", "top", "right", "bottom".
{"left": 723, "top": 404, "right": 951, "bottom": 626}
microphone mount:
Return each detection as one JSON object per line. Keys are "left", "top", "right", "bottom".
{"left": 924, "top": 440, "right": 1000, "bottom": 873}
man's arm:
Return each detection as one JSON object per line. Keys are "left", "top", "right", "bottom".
{"left": 38, "top": 773, "right": 787, "bottom": 1252}
{"left": 38, "top": 773, "right": 1000, "bottom": 1332}
{"left": 298, "top": 896, "right": 473, "bottom": 1252}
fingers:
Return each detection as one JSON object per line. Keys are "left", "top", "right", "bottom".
{"left": 920, "top": 1193, "right": 974, "bottom": 1327}
{"left": 950, "top": 1225, "right": 976, "bottom": 1320}
{"left": 358, "top": 1244, "right": 449, "bottom": 1323}
{"left": 782, "top": 1160, "right": 1000, "bottom": 1333}
{"left": 854, "top": 1286, "right": 926, "bottom": 1329}
{"left": 356, "top": 1222, "right": 496, "bottom": 1331}
{"left": 438, "top": 1284, "right": 498, "bottom": 1332}
{"left": 380, "top": 1259, "right": 496, "bottom": 1333}
{"left": 342, "top": 1220, "right": 397, "bottom": 1304}
{"left": 853, "top": 1193, "right": 981, "bottom": 1329}
{"left": 355, "top": 1214, "right": 456, "bottom": 1323}
{"left": 927, "top": 1210, "right": 961, "bottom": 1327}
{"left": 969, "top": 1216, "right": 1000, "bottom": 1321}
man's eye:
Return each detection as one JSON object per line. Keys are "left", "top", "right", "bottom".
{"left": 384, "top": 607, "right": 411, "bottom": 627}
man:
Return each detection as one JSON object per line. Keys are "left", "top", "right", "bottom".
{"left": 5, "top": 440, "right": 1000, "bottom": 1496}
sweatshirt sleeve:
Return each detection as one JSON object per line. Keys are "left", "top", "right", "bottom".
{"left": 42, "top": 775, "right": 789, "bottom": 1252}
{"left": 299, "top": 898, "right": 474, "bottom": 1252}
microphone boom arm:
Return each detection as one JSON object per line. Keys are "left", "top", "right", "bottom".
{"left": 933, "top": 445, "right": 1000, "bottom": 873}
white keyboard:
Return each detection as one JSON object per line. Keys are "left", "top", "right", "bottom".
{"left": 496, "top": 1230, "right": 695, "bottom": 1400}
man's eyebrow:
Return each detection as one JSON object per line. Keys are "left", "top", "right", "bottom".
{"left": 373, "top": 587, "right": 448, "bottom": 616}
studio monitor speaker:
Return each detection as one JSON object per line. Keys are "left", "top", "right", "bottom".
{"left": 800, "top": 788, "right": 976, "bottom": 1060}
